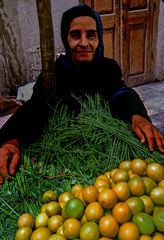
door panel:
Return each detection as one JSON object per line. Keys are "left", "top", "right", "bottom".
{"left": 82, "top": 0, "right": 158, "bottom": 86}
{"left": 83, "top": 0, "right": 120, "bottom": 61}
{"left": 94, "top": 0, "right": 113, "bottom": 14}
{"left": 128, "top": 0, "right": 147, "bottom": 10}
{"left": 121, "top": 0, "right": 156, "bottom": 86}
{"left": 129, "top": 23, "right": 146, "bottom": 76}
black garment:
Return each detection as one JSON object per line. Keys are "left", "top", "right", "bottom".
{"left": 0, "top": 4, "right": 150, "bottom": 147}
{"left": 0, "top": 55, "right": 150, "bottom": 146}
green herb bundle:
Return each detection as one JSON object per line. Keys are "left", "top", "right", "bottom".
{"left": 0, "top": 95, "right": 163, "bottom": 239}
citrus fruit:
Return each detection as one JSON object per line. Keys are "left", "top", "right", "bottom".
{"left": 128, "top": 175, "right": 145, "bottom": 196}
{"left": 119, "top": 160, "right": 132, "bottom": 171}
{"left": 113, "top": 169, "right": 129, "bottom": 183}
{"left": 74, "top": 188, "right": 86, "bottom": 205}
{"left": 79, "top": 221, "right": 100, "bottom": 240}
{"left": 96, "top": 174, "right": 110, "bottom": 181}
{"left": 98, "top": 188, "right": 118, "bottom": 209}
{"left": 15, "top": 227, "right": 32, "bottom": 240}
{"left": 152, "top": 232, "right": 164, "bottom": 240}
{"left": 146, "top": 162, "right": 164, "bottom": 182}
{"left": 132, "top": 212, "right": 155, "bottom": 235}
{"left": 30, "top": 227, "right": 51, "bottom": 240}
{"left": 112, "top": 202, "right": 132, "bottom": 224}
{"left": 47, "top": 215, "right": 64, "bottom": 233}
{"left": 140, "top": 235, "right": 152, "bottom": 240}
{"left": 58, "top": 191, "right": 74, "bottom": 208}
{"left": 84, "top": 201, "right": 104, "bottom": 221}
{"left": 42, "top": 190, "right": 57, "bottom": 203}
{"left": 48, "top": 234, "right": 67, "bottom": 240}
{"left": 63, "top": 218, "right": 81, "bottom": 239}
{"left": 150, "top": 187, "right": 164, "bottom": 206}
{"left": 104, "top": 171, "right": 111, "bottom": 179}
{"left": 17, "top": 213, "right": 35, "bottom": 228}
{"left": 61, "top": 205, "right": 67, "bottom": 219}
{"left": 110, "top": 168, "right": 119, "bottom": 178}
{"left": 118, "top": 222, "right": 140, "bottom": 240}
{"left": 56, "top": 225, "right": 64, "bottom": 235}
{"left": 35, "top": 212, "right": 49, "bottom": 228}
{"left": 158, "top": 179, "right": 164, "bottom": 187}
{"left": 94, "top": 177, "right": 110, "bottom": 189}
{"left": 82, "top": 185, "right": 99, "bottom": 203}
{"left": 112, "top": 181, "right": 131, "bottom": 201}
{"left": 130, "top": 159, "right": 147, "bottom": 176}
{"left": 99, "top": 215, "right": 119, "bottom": 238}
{"left": 64, "top": 197, "right": 84, "bottom": 219}
{"left": 40, "top": 203, "right": 48, "bottom": 213}
{"left": 140, "top": 195, "right": 154, "bottom": 214}
{"left": 99, "top": 237, "right": 113, "bottom": 240}
{"left": 80, "top": 214, "right": 88, "bottom": 224}
{"left": 126, "top": 196, "right": 145, "bottom": 215}
{"left": 128, "top": 169, "right": 137, "bottom": 179}
{"left": 142, "top": 177, "right": 157, "bottom": 195}
{"left": 71, "top": 184, "right": 83, "bottom": 194}
{"left": 46, "top": 201, "right": 61, "bottom": 217}
{"left": 153, "top": 206, "right": 164, "bottom": 233}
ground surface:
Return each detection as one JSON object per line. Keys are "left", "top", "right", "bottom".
{"left": 133, "top": 80, "right": 164, "bottom": 134}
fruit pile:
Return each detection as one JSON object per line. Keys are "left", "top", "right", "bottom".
{"left": 15, "top": 158, "right": 164, "bottom": 240}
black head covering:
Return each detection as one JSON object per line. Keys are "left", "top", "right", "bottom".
{"left": 61, "top": 4, "right": 104, "bottom": 62}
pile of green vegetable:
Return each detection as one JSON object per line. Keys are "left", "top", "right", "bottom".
{"left": 0, "top": 95, "right": 164, "bottom": 239}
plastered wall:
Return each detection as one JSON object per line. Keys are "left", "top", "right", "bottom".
{"left": 0, "top": 0, "right": 78, "bottom": 96}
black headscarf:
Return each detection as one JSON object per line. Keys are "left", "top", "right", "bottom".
{"left": 61, "top": 4, "right": 104, "bottom": 63}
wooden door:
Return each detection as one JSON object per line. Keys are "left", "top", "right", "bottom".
{"left": 121, "top": 0, "right": 158, "bottom": 86}
{"left": 83, "top": 0, "right": 121, "bottom": 62}
{"left": 82, "top": 0, "right": 159, "bottom": 87}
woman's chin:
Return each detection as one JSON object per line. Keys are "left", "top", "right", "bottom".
{"left": 73, "top": 55, "right": 94, "bottom": 63}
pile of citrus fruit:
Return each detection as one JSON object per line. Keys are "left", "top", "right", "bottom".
{"left": 15, "top": 158, "right": 164, "bottom": 240}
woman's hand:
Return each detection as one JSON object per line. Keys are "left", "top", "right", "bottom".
{"left": 131, "top": 114, "right": 164, "bottom": 153}
{"left": 0, "top": 141, "right": 20, "bottom": 185}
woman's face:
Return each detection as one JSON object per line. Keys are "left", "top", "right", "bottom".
{"left": 67, "top": 16, "right": 99, "bottom": 64}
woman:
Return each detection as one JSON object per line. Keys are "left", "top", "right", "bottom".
{"left": 0, "top": 4, "right": 163, "bottom": 185}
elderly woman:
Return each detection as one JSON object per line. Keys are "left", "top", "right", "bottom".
{"left": 0, "top": 4, "right": 163, "bottom": 185}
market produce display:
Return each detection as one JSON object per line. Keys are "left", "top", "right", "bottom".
{"left": 15, "top": 159, "right": 164, "bottom": 239}
{"left": 1, "top": 96, "right": 164, "bottom": 239}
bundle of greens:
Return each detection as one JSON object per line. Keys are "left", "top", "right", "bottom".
{"left": 0, "top": 95, "right": 163, "bottom": 239}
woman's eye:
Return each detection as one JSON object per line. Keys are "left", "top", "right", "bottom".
{"left": 87, "top": 31, "right": 97, "bottom": 39}
{"left": 70, "top": 31, "right": 80, "bottom": 39}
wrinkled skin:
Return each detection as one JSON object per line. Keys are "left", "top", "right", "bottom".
{"left": 0, "top": 142, "right": 20, "bottom": 185}
{"left": 0, "top": 16, "right": 164, "bottom": 186}
{"left": 131, "top": 115, "right": 164, "bottom": 153}
{"left": 67, "top": 16, "right": 99, "bottom": 63}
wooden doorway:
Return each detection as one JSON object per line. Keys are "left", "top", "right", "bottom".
{"left": 82, "top": 0, "right": 159, "bottom": 87}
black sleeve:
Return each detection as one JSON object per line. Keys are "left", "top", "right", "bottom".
{"left": 104, "top": 59, "right": 150, "bottom": 122}
{"left": 0, "top": 75, "right": 50, "bottom": 147}
{"left": 110, "top": 87, "right": 151, "bottom": 122}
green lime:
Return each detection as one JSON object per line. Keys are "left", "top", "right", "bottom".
{"left": 65, "top": 197, "right": 85, "bottom": 219}
{"left": 153, "top": 206, "right": 164, "bottom": 233}
{"left": 132, "top": 212, "right": 155, "bottom": 235}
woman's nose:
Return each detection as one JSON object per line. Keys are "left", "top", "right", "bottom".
{"left": 79, "top": 35, "right": 88, "bottom": 46}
